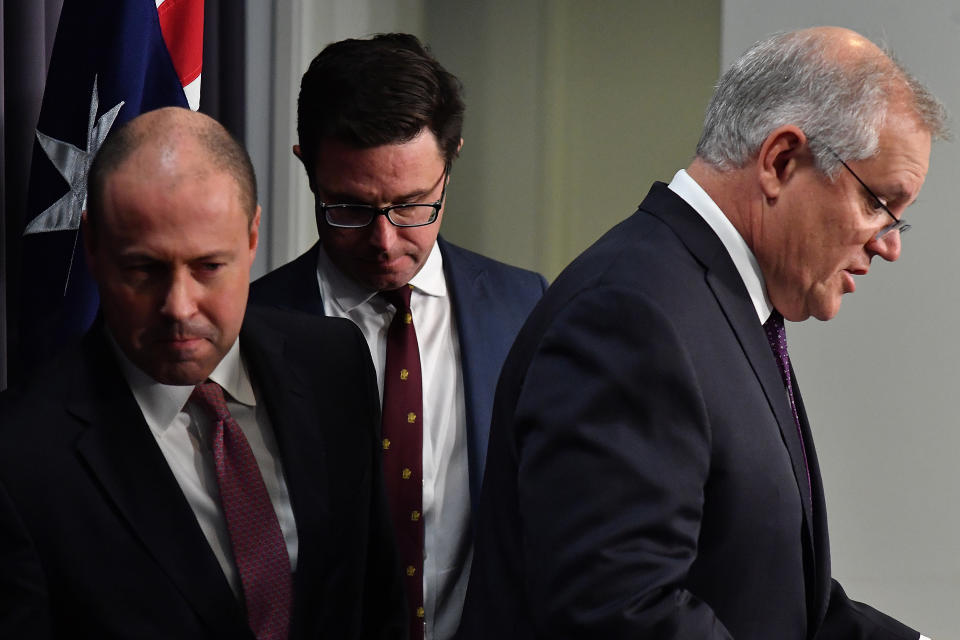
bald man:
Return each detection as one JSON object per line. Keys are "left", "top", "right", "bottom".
{"left": 0, "top": 107, "right": 404, "bottom": 639}
{"left": 461, "top": 28, "right": 945, "bottom": 639}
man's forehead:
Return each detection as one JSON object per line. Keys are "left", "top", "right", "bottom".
{"left": 315, "top": 130, "right": 443, "bottom": 165}
{"left": 312, "top": 133, "right": 445, "bottom": 195}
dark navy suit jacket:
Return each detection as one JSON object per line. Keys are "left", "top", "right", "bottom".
{"left": 0, "top": 307, "right": 405, "bottom": 639}
{"left": 459, "top": 184, "right": 919, "bottom": 639}
{"left": 249, "top": 237, "right": 547, "bottom": 508}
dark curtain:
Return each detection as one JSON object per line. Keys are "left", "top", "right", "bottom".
{"left": 1, "top": 0, "right": 63, "bottom": 391}
{"left": 199, "top": 0, "right": 246, "bottom": 144}
{"left": 0, "top": 0, "right": 246, "bottom": 389}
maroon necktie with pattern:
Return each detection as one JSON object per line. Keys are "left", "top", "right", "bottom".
{"left": 191, "top": 381, "right": 293, "bottom": 640}
{"left": 380, "top": 285, "right": 425, "bottom": 640}
{"left": 763, "top": 310, "right": 813, "bottom": 503}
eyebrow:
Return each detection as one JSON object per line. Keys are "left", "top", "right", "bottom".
{"left": 877, "top": 183, "right": 914, "bottom": 206}
{"left": 116, "top": 250, "right": 235, "bottom": 263}
{"left": 318, "top": 173, "right": 444, "bottom": 205}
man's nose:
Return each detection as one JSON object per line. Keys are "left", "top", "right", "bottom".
{"left": 367, "top": 213, "right": 398, "bottom": 250}
{"left": 160, "top": 270, "right": 198, "bottom": 320}
{"left": 866, "top": 228, "right": 902, "bottom": 263}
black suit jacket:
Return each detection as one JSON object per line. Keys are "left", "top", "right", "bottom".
{"left": 0, "top": 306, "right": 405, "bottom": 639}
{"left": 249, "top": 237, "right": 548, "bottom": 508}
{"left": 459, "top": 184, "right": 918, "bottom": 639}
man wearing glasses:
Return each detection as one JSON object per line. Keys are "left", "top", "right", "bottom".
{"left": 461, "top": 27, "right": 945, "bottom": 639}
{"left": 250, "top": 33, "right": 547, "bottom": 640}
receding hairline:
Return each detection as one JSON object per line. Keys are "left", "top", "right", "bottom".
{"left": 87, "top": 107, "right": 258, "bottom": 229}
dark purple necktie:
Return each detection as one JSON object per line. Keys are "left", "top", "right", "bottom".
{"left": 380, "top": 285, "right": 425, "bottom": 640}
{"left": 191, "top": 381, "right": 292, "bottom": 640}
{"left": 763, "top": 311, "right": 813, "bottom": 503}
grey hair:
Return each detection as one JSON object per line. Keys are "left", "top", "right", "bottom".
{"left": 696, "top": 30, "right": 949, "bottom": 177}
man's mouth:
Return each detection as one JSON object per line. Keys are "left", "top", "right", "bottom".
{"left": 841, "top": 266, "right": 869, "bottom": 293}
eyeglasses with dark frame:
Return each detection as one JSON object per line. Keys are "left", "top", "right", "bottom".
{"left": 319, "top": 168, "right": 449, "bottom": 229}
{"left": 823, "top": 146, "right": 911, "bottom": 240}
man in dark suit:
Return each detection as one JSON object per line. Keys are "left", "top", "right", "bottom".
{"left": 0, "top": 107, "right": 404, "bottom": 639}
{"left": 250, "top": 34, "right": 546, "bottom": 640}
{"left": 460, "top": 27, "right": 946, "bottom": 639}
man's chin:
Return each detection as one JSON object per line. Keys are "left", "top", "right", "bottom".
{"left": 352, "top": 266, "right": 417, "bottom": 292}
{"left": 148, "top": 362, "right": 216, "bottom": 386}
{"left": 135, "top": 350, "right": 219, "bottom": 386}
{"left": 809, "top": 296, "right": 843, "bottom": 322}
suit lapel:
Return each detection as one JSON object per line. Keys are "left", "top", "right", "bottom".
{"left": 439, "top": 238, "right": 493, "bottom": 509}
{"left": 267, "top": 243, "right": 327, "bottom": 316}
{"left": 643, "top": 184, "right": 816, "bottom": 540}
{"left": 70, "top": 331, "right": 250, "bottom": 637}
{"left": 238, "top": 313, "right": 331, "bottom": 635}
{"left": 290, "top": 245, "right": 326, "bottom": 315}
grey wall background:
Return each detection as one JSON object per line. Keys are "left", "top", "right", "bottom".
{"left": 425, "top": 0, "right": 719, "bottom": 278}
{"left": 723, "top": 2, "right": 960, "bottom": 637}
{"left": 248, "top": 0, "right": 719, "bottom": 280}
{"left": 247, "top": 0, "right": 957, "bottom": 636}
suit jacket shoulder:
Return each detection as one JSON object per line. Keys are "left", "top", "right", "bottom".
{"left": 437, "top": 237, "right": 547, "bottom": 296}
{"left": 249, "top": 246, "right": 324, "bottom": 316}
{"left": 249, "top": 238, "right": 548, "bottom": 506}
{"left": 0, "top": 310, "right": 404, "bottom": 640}
{"left": 462, "top": 183, "right": 918, "bottom": 639}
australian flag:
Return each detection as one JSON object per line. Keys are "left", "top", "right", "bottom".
{"left": 19, "top": 0, "right": 203, "bottom": 376}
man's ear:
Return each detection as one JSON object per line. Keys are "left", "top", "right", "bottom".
{"left": 757, "top": 125, "right": 806, "bottom": 201}
{"left": 293, "top": 144, "right": 316, "bottom": 193}
{"left": 249, "top": 205, "right": 262, "bottom": 258}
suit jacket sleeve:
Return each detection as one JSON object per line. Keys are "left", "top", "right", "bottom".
{"left": 0, "top": 479, "right": 51, "bottom": 639}
{"left": 350, "top": 322, "right": 408, "bottom": 640}
{"left": 512, "top": 284, "right": 732, "bottom": 638}
{"left": 816, "top": 581, "right": 919, "bottom": 640}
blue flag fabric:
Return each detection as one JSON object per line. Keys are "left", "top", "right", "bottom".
{"left": 20, "top": 0, "right": 189, "bottom": 376}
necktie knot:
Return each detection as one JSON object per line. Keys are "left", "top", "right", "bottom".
{"left": 191, "top": 381, "right": 231, "bottom": 423}
{"left": 763, "top": 310, "right": 791, "bottom": 389}
{"left": 380, "top": 285, "right": 413, "bottom": 312}
{"left": 763, "top": 309, "right": 786, "bottom": 349}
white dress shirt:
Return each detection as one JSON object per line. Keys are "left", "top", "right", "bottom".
{"left": 668, "top": 170, "right": 930, "bottom": 640}
{"left": 668, "top": 168, "right": 772, "bottom": 324}
{"left": 112, "top": 336, "right": 299, "bottom": 598}
{"left": 316, "top": 242, "right": 471, "bottom": 640}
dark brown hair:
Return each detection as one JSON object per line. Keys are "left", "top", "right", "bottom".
{"left": 297, "top": 33, "right": 465, "bottom": 174}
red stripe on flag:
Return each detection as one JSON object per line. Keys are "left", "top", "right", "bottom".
{"left": 158, "top": 0, "right": 204, "bottom": 87}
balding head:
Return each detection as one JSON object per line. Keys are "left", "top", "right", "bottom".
{"left": 82, "top": 107, "right": 261, "bottom": 385}
{"left": 87, "top": 107, "right": 257, "bottom": 233}
{"left": 695, "top": 27, "right": 948, "bottom": 177}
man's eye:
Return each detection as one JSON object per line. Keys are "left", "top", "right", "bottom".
{"left": 126, "top": 264, "right": 160, "bottom": 275}
{"left": 200, "top": 263, "right": 224, "bottom": 272}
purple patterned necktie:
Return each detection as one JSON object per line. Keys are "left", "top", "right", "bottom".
{"left": 380, "top": 285, "right": 425, "bottom": 640}
{"left": 191, "top": 381, "right": 292, "bottom": 640}
{"left": 763, "top": 311, "right": 813, "bottom": 503}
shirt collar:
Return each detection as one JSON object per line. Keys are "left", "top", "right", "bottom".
{"left": 111, "top": 333, "right": 255, "bottom": 435}
{"left": 316, "top": 240, "right": 447, "bottom": 314}
{"left": 668, "top": 169, "right": 773, "bottom": 323}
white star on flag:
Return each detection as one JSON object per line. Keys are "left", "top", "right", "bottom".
{"left": 24, "top": 76, "right": 124, "bottom": 235}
